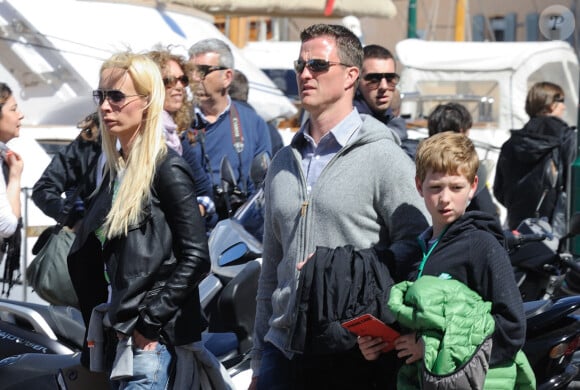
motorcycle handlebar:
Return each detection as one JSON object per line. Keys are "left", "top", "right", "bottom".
{"left": 506, "top": 233, "right": 547, "bottom": 249}
{"left": 561, "top": 256, "right": 580, "bottom": 273}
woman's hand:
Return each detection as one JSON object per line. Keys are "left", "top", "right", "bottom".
{"left": 132, "top": 329, "right": 158, "bottom": 351}
{"left": 357, "top": 335, "right": 388, "bottom": 361}
{"left": 394, "top": 332, "right": 424, "bottom": 364}
{"left": 6, "top": 150, "right": 23, "bottom": 178}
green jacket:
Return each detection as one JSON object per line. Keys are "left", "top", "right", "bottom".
{"left": 389, "top": 276, "right": 535, "bottom": 389}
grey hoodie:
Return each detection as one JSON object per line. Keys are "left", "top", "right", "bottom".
{"left": 251, "top": 113, "right": 430, "bottom": 373}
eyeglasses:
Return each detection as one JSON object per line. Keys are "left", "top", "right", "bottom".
{"left": 363, "top": 73, "right": 400, "bottom": 88}
{"left": 92, "top": 89, "right": 145, "bottom": 106}
{"left": 293, "top": 59, "right": 350, "bottom": 74}
{"left": 163, "top": 75, "right": 189, "bottom": 88}
{"left": 191, "top": 65, "right": 228, "bottom": 79}
{"left": 554, "top": 96, "right": 565, "bottom": 103}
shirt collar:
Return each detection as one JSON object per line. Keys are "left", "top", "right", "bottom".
{"left": 194, "top": 96, "right": 232, "bottom": 124}
{"left": 292, "top": 108, "right": 362, "bottom": 148}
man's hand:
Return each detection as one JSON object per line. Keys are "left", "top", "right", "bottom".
{"left": 248, "top": 376, "right": 258, "bottom": 390}
{"left": 296, "top": 252, "right": 314, "bottom": 270}
{"left": 394, "top": 332, "right": 424, "bottom": 364}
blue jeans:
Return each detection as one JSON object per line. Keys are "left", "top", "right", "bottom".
{"left": 257, "top": 342, "right": 295, "bottom": 390}
{"left": 112, "top": 342, "right": 171, "bottom": 390}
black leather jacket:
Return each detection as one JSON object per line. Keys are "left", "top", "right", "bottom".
{"left": 32, "top": 134, "right": 102, "bottom": 227}
{"left": 68, "top": 150, "right": 210, "bottom": 346}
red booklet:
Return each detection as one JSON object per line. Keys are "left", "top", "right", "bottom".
{"left": 341, "top": 314, "right": 400, "bottom": 352}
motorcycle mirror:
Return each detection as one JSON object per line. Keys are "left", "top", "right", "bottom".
{"left": 250, "top": 152, "right": 271, "bottom": 188}
{"left": 220, "top": 156, "right": 237, "bottom": 193}
{"left": 218, "top": 242, "right": 260, "bottom": 266}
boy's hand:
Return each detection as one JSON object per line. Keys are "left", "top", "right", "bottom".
{"left": 357, "top": 335, "right": 388, "bottom": 361}
{"left": 394, "top": 332, "right": 424, "bottom": 364}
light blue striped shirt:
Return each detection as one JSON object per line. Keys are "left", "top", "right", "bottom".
{"left": 298, "top": 109, "right": 362, "bottom": 193}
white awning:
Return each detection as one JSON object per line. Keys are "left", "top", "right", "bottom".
{"left": 132, "top": 0, "right": 398, "bottom": 18}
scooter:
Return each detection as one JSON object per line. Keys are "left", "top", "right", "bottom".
{"left": 0, "top": 154, "right": 270, "bottom": 389}
{"left": 197, "top": 153, "right": 269, "bottom": 387}
{"left": 523, "top": 296, "right": 580, "bottom": 389}
{"left": 507, "top": 212, "right": 580, "bottom": 388}
{"left": 507, "top": 212, "right": 580, "bottom": 302}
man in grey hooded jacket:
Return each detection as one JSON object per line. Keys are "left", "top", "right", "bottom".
{"left": 249, "top": 23, "right": 430, "bottom": 390}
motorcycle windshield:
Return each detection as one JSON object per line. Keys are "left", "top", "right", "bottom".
{"left": 233, "top": 188, "right": 265, "bottom": 242}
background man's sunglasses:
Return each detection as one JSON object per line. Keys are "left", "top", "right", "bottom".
{"left": 163, "top": 75, "right": 189, "bottom": 88}
{"left": 192, "top": 65, "right": 227, "bottom": 79}
{"left": 294, "top": 59, "right": 350, "bottom": 74}
{"left": 92, "top": 89, "right": 145, "bottom": 105}
{"left": 363, "top": 73, "right": 400, "bottom": 86}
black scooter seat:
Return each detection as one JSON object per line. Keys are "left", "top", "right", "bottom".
{"left": 525, "top": 295, "right": 580, "bottom": 333}
{"left": 0, "top": 299, "right": 85, "bottom": 350}
{"left": 523, "top": 299, "right": 552, "bottom": 318}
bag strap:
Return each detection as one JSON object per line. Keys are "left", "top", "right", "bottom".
{"left": 57, "top": 154, "right": 101, "bottom": 231}
{"left": 551, "top": 147, "right": 564, "bottom": 190}
{"left": 229, "top": 102, "right": 246, "bottom": 193}
{"left": 229, "top": 102, "right": 244, "bottom": 154}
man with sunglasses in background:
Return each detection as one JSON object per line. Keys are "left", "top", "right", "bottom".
{"left": 187, "top": 38, "right": 272, "bottom": 221}
{"left": 249, "top": 24, "right": 429, "bottom": 390}
{"left": 354, "top": 44, "right": 416, "bottom": 159}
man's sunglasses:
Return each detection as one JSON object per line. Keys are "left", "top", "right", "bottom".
{"left": 163, "top": 75, "right": 189, "bottom": 88}
{"left": 363, "top": 73, "right": 400, "bottom": 87}
{"left": 293, "top": 59, "right": 350, "bottom": 74}
{"left": 92, "top": 89, "right": 145, "bottom": 106}
{"left": 192, "top": 65, "right": 228, "bottom": 79}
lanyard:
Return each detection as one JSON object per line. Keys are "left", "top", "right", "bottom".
{"left": 417, "top": 226, "right": 448, "bottom": 279}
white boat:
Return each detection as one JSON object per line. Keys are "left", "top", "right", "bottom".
{"left": 0, "top": 0, "right": 301, "bottom": 305}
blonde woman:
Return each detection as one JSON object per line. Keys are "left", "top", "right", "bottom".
{"left": 67, "top": 52, "right": 210, "bottom": 389}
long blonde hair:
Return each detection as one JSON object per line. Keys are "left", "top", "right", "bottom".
{"left": 99, "top": 52, "right": 167, "bottom": 238}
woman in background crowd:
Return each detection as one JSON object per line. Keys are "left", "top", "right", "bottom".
{"left": 0, "top": 82, "right": 24, "bottom": 295}
{"left": 494, "top": 81, "right": 577, "bottom": 232}
{"left": 0, "top": 83, "right": 23, "bottom": 238}
{"left": 146, "top": 49, "right": 214, "bottom": 218}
